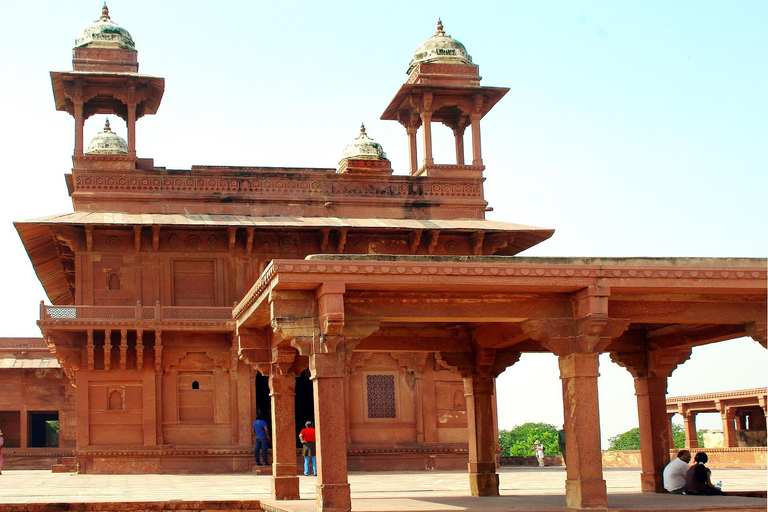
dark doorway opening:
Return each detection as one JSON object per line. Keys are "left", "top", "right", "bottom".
{"left": 28, "top": 411, "right": 58, "bottom": 447}
{"left": 254, "top": 370, "right": 314, "bottom": 448}
{"left": 255, "top": 372, "right": 272, "bottom": 432}
{"left": 295, "top": 369, "right": 314, "bottom": 448}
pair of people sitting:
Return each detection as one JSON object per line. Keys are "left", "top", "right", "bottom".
{"left": 663, "top": 450, "right": 725, "bottom": 495}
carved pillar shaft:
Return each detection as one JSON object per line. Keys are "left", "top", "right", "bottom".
{"left": 86, "top": 330, "right": 94, "bottom": 371}
{"left": 407, "top": 126, "right": 418, "bottom": 175}
{"left": 421, "top": 111, "right": 434, "bottom": 166}
{"left": 270, "top": 373, "right": 300, "bottom": 500}
{"left": 119, "top": 329, "right": 128, "bottom": 370}
{"left": 683, "top": 411, "right": 698, "bottom": 449}
{"left": 127, "top": 102, "right": 137, "bottom": 158}
{"left": 74, "top": 99, "right": 84, "bottom": 157}
{"left": 465, "top": 375, "right": 499, "bottom": 497}
{"left": 559, "top": 352, "right": 607, "bottom": 508}
{"left": 454, "top": 127, "right": 465, "bottom": 165}
{"left": 667, "top": 414, "right": 675, "bottom": 450}
{"left": 721, "top": 409, "right": 738, "bottom": 447}
{"left": 311, "top": 349, "right": 351, "bottom": 512}
{"left": 470, "top": 115, "right": 482, "bottom": 166}
{"left": 634, "top": 376, "right": 671, "bottom": 493}
{"left": 136, "top": 329, "right": 144, "bottom": 371}
{"left": 104, "top": 329, "right": 112, "bottom": 371}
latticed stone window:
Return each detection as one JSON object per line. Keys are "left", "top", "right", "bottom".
{"left": 366, "top": 374, "right": 396, "bottom": 419}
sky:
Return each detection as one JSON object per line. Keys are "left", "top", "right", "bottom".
{"left": 0, "top": 1, "right": 766, "bottom": 448}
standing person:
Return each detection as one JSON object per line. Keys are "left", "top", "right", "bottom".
{"left": 533, "top": 440, "right": 545, "bottom": 467}
{"left": 663, "top": 450, "right": 691, "bottom": 493}
{"left": 252, "top": 415, "right": 270, "bottom": 466}
{"left": 557, "top": 427, "right": 567, "bottom": 466}
{"left": 685, "top": 452, "right": 726, "bottom": 495}
{"left": 0, "top": 428, "right": 4, "bottom": 475}
{"left": 299, "top": 421, "right": 316, "bottom": 476}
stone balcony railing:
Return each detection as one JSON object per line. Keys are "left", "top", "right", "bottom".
{"left": 39, "top": 302, "right": 235, "bottom": 331}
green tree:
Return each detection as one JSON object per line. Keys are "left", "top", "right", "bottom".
{"left": 498, "top": 422, "right": 560, "bottom": 457}
{"left": 608, "top": 424, "right": 706, "bottom": 451}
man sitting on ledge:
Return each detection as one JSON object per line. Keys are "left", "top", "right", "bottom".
{"left": 663, "top": 450, "right": 691, "bottom": 494}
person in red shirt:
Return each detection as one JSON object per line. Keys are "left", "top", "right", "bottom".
{"left": 299, "top": 421, "right": 316, "bottom": 476}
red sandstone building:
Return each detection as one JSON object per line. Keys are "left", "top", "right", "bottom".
{"left": 12, "top": 7, "right": 767, "bottom": 511}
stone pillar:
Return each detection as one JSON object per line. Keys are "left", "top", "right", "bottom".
{"left": 718, "top": 403, "right": 738, "bottom": 447}
{"left": 441, "top": 347, "right": 520, "bottom": 498}
{"left": 522, "top": 309, "right": 630, "bottom": 509}
{"left": 270, "top": 371, "right": 300, "bottom": 500}
{"left": 667, "top": 414, "right": 675, "bottom": 450}
{"left": 465, "top": 375, "right": 499, "bottom": 496}
{"left": 558, "top": 352, "right": 607, "bottom": 507}
{"left": 683, "top": 410, "right": 698, "bottom": 449}
{"left": 127, "top": 101, "right": 137, "bottom": 158}
{"left": 470, "top": 113, "right": 482, "bottom": 166}
{"left": 634, "top": 376, "right": 672, "bottom": 492}
{"left": 453, "top": 125, "right": 466, "bottom": 165}
{"left": 611, "top": 348, "right": 690, "bottom": 493}
{"left": 407, "top": 126, "right": 418, "bottom": 175}
{"left": 73, "top": 93, "right": 84, "bottom": 157}
{"left": 311, "top": 345, "right": 352, "bottom": 512}
{"left": 421, "top": 111, "right": 434, "bottom": 167}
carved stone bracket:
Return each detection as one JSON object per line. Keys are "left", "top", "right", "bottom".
{"left": 522, "top": 316, "right": 630, "bottom": 355}
{"left": 746, "top": 321, "right": 767, "bottom": 349}
{"left": 236, "top": 327, "right": 271, "bottom": 375}
{"left": 610, "top": 347, "right": 692, "bottom": 380}
{"left": 438, "top": 348, "right": 519, "bottom": 379}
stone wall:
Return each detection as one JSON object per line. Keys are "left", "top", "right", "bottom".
{"left": 601, "top": 448, "right": 767, "bottom": 469}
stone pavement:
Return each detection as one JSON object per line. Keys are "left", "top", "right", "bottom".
{"left": 0, "top": 467, "right": 765, "bottom": 511}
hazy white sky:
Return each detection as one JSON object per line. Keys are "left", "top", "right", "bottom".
{"left": 0, "top": 1, "right": 765, "bottom": 446}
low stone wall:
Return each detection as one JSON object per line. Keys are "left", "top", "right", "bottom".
{"left": 499, "top": 455, "right": 564, "bottom": 467}
{"left": 602, "top": 448, "right": 767, "bottom": 469}
{"left": 2, "top": 449, "right": 71, "bottom": 470}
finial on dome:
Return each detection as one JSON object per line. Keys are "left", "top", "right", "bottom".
{"left": 104, "top": 118, "right": 112, "bottom": 132}
{"left": 101, "top": 2, "right": 110, "bottom": 21}
{"left": 360, "top": 123, "right": 366, "bottom": 136}
{"left": 436, "top": 18, "right": 444, "bottom": 35}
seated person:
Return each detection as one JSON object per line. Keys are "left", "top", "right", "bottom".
{"left": 685, "top": 452, "right": 726, "bottom": 495}
{"left": 663, "top": 450, "right": 691, "bottom": 493}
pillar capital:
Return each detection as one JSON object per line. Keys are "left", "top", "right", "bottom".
{"left": 610, "top": 347, "right": 691, "bottom": 380}
{"left": 438, "top": 348, "right": 520, "bottom": 379}
{"left": 523, "top": 316, "right": 630, "bottom": 355}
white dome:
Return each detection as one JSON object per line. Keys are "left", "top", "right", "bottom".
{"left": 75, "top": 4, "right": 135, "bottom": 50}
{"left": 407, "top": 20, "right": 472, "bottom": 75}
{"left": 339, "top": 124, "right": 388, "bottom": 162}
{"left": 85, "top": 119, "right": 128, "bottom": 155}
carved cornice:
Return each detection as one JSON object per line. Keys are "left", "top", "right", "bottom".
{"left": 667, "top": 387, "right": 767, "bottom": 405}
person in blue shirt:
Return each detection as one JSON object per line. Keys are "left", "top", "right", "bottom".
{"left": 252, "top": 415, "right": 271, "bottom": 466}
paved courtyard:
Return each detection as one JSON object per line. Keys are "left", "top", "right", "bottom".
{"left": 0, "top": 467, "right": 765, "bottom": 511}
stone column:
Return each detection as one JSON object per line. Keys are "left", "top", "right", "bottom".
{"left": 270, "top": 371, "right": 300, "bottom": 500}
{"left": 558, "top": 352, "right": 606, "bottom": 507}
{"left": 441, "top": 347, "right": 520, "bottom": 498}
{"left": 465, "top": 374, "right": 499, "bottom": 496}
{"left": 453, "top": 125, "right": 466, "bottom": 165}
{"left": 311, "top": 344, "right": 352, "bottom": 512}
{"left": 73, "top": 86, "right": 84, "bottom": 157}
{"left": 407, "top": 125, "right": 419, "bottom": 175}
{"left": 611, "top": 348, "right": 690, "bottom": 493}
{"left": 683, "top": 409, "right": 698, "bottom": 449}
{"left": 667, "top": 414, "right": 675, "bottom": 450}
{"left": 127, "top": 101, "right": 137, "bottom": 158}
{"left": 470, "top": 113, "right": 482, "bottom": 166}
{"left": 718, "top": 402, "right": 738, "bottom": 447}
{"left": 523, "top": 311, "right": 630, "bottom": 509}
{"left": 421, "top": 111, "right": 434, "bottom": 167}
